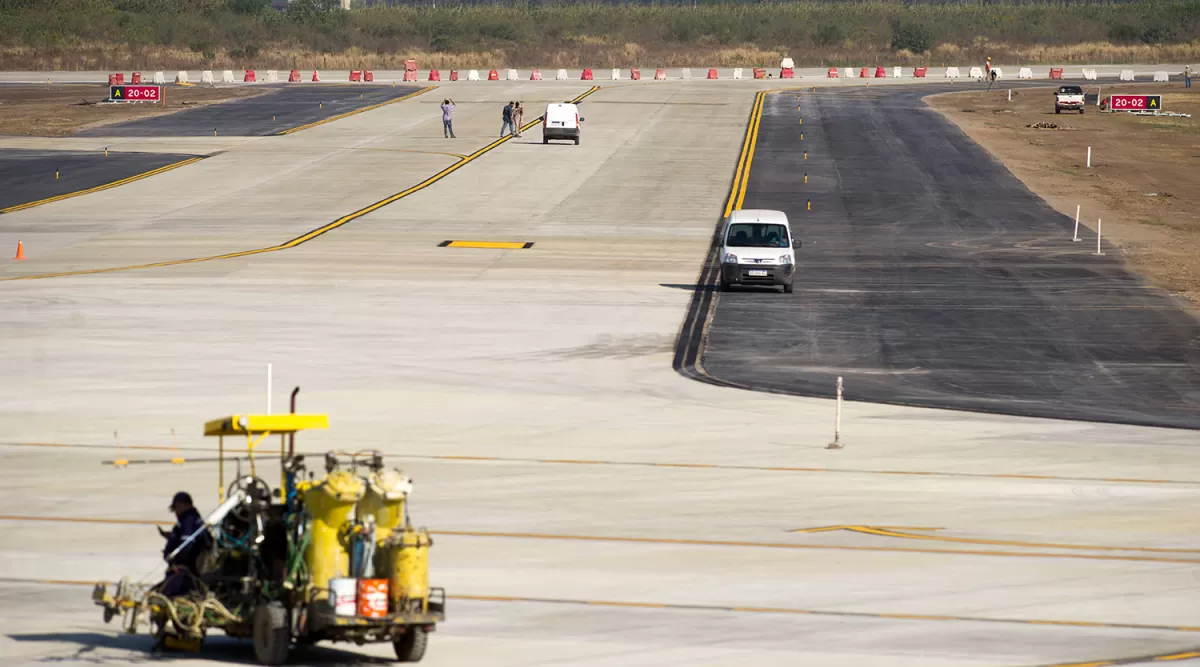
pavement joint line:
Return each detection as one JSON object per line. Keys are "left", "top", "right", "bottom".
{"left": 0, "top": 85, "right": 600, "bottom": 283}
{"left": 3, "top": 515, "right": 1198, "bottom": 564}
{"left": 1041, "top": 649, "right": 1200, "bottom": 667}
{"left": 0, "top": 156, "right": 204, "bottom": 214}
{"left": 786, "top": 524, "right": 1200, "bottom": 555}
{"left": 5, "top": 442, "right": 1200, "bottom": 487}
{"left": 4, "top": 577, "right": 1199, "bottom": 637}
{"left": 275, "top": 86, "right": 433, "bottom": 135}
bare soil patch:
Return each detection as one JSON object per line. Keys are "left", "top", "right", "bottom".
{"left": 928, "top": 83, "right": 1200, "bottom": 309}
{"left": 0, "top": 84, "right": 264, "bottom": 137}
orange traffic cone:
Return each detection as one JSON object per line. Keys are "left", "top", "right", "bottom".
{"left": 14, "top": 240, "right": 26, "bottom": 260}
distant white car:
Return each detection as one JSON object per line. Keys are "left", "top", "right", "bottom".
{"left": 1055, "top": 85, "right": 1085, "bottom": 114}
{"left": 719, "top": 209, "right": 800, "bottom": 294}
{"left": 543, "top": 102, "right": 582, "bottom": 145}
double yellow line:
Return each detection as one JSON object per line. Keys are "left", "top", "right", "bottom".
{"left": 0, "top": 157, "right": 204, "bottom": 215}
{"left": 2, "top": 85, "right": 600, "bottom": 282}
{"left": 724, "top": 90, "right": 766, "bottom": 216}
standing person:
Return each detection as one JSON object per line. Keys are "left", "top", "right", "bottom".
{"left": 501, "top": 101, "right": 514, "bottom": 138}
{"left": 1186, "top": 65, "right": 1193, "bottom": 89}
{"left": 512, "top": 102, "right": 524, "bottom": 137}
{"left": 440, "top": 98, "right": 456, "bottom": 138}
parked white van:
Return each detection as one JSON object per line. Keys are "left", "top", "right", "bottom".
{"left": 719, "top": 209, "right": 800, "bottom": 293}
{"left": 543, "top": 102, "right": 582, "bottom": 145}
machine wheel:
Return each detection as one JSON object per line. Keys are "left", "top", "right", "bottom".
{"left": 252, "top": 602, "right": 290, "bottom": 666}
{"left": 393, "top": 627, "right": 428, "bottom": 662}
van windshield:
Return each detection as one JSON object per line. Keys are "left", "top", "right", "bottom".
{"left": 1058, "top": 86, "right": 1083, "bottom": 94}
{"left": 726, "top": 223, "right": 789, "bottom": 248}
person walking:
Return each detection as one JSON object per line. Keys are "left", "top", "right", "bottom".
{"left": 1186, "top": 65, "right": 1193, "bottom": 89}
{"left": 501, "top": 101, "right": 515, "bottom": 138}
{"left": 512, "top": 102, "right": 524, "bottom": 137}
{"left": 440, "top": 98, "right": 456, "bottom": 138}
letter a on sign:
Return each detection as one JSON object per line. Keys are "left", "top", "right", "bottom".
{"left": 113, "top": 88, "right": 121, "bottom": 98}
{"left": 1149, "top": 97, "right": 1158, "bottom": 108}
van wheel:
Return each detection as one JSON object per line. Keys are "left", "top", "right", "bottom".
{"left": 1079, "top": 108, "right": 1085, "bottom": 115}
{"left": 1054, "top": 107, "right": 1061, "bottom": 114}
{"left": 783, "top": 282, "right": 794, "bottom": 294}
{"left": 543, "top": 137, "right": 548, "bottom": 144}
{"left": 574, "top": 137, "right": 580, "bottom": 145}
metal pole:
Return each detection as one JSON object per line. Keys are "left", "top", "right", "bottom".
{"left": 827, "top": 376, "right": 844, "bottom": 449}
{"left": 266, "top": 363, "right": 273, "bottom": 415}
{"left": 1073, "top": 205, "right": 1081, "bottom": 241}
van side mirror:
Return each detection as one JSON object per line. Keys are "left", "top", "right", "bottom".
{"left": 579, "top": 117, "right": 585, "bottom": 122}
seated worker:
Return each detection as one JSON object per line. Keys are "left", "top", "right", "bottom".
{"left": 158, "top": 491, "right": 209, "bottom": 596}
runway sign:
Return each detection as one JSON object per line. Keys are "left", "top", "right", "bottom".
{"left": 1108, "top": 94, "right": 1161, "bottom": 111}
{"left": 109, "top": 85, "right": 161, "bottom": 102}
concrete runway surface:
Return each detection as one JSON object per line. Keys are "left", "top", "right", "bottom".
{"left": 697, "top": 86, "right": 1200, "bottom": 429}
{"left": 1, "top": 79, "right": 1199, "bottom": 667}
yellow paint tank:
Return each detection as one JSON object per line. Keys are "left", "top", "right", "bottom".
{"left": 303, "top": 470, "right": 364, "bottom": 596}
{"left": 392, "top": 528, "right": 431, "bottom": 611}
{"left": 359, "top": 469, "right": 411, "bottom": 543}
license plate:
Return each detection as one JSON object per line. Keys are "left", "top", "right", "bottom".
{"left": 748, "top": 270, "right": 768, "bottom": 277}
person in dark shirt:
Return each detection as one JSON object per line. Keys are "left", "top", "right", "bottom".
{"left": 158, "top": 491, "right": 208, "bottom": 596}
{"left": 501, "top": 101, "right": 514, "bottom": 138}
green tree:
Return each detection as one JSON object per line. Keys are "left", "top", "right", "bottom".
{"left": 891, "top": 22, "right": 934, "bottom": 54}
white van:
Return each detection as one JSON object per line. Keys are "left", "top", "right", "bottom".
{"left": 719, "top": 209, "right": 800, "bottom": 293}
{"left": 543, "top": 102, "right": 582, "bottom": 145}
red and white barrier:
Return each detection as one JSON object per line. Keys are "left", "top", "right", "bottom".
{"left": 349, "top": 70, "right": 362, "bottom": 82}
{"left": 859, "top": 67, "right": 868, "bottom": 78}
{"left": 631, "top": 68, "right": 640, "bottom": 81}
{"left": 244, "top": 69, "right": 256, "bottom": 83}
{"left": 131, "top": 72, "right": 142, "bottom": 84}
{"left": 581, "top": 69, "right": 594, "bottom": 80}
{"left": 827, "top": 67, "right": 838, "bottom": 79}
{"left": 289, "top": 69, "right": 301, "bottom": 83}
{"left": 1049, "top": 67, "right": 1064, "bottom": 80}
{"left": 449, "top": 70, "right": 458, "bottom": 81}
{"left": 428, "top": 69, "right": 441, "bottom": 81}
{"left": 780, "top": 67, "right": 793, "bottom": 78}
{"left": 654, "top": 68, "right": 666, "bottom": 81}
{"left": 363, "top": 71, "right": 374, "bottom": 82}
{"left": 487, "top": 69, "right": 498, "bottom": 81}
{"left": 914, "top": 67, "right": 927, "bottom": 78}
{"left": 311, "top": 70, "right": 320, "bottom": 82}
{"left": 530, "top": 69, "right": 542, "bottom": 80}
{"left": 707, "top": 68, "right": 718, "bottom": 79}
{"left": 874, "top": 66, "right": 885, "bottom": 78}
{"left": 753, "top": 68, "right": 765, "bottom": 80}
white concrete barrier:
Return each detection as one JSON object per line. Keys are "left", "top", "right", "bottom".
{"left": 842, "top": 67, "right": 853, "bottom": 78}
{"left": 991, "top": 67, "right": 1003, "bottom": 80}
{"left": 506, "top": 68, "right": 518, "bottom": 80}
{"left": 970, "top": 66, "right": 984, "bottom": 79}
{"left": 1082, "top": 68, "right": 1097, "bottom": 80}
{"left": 733, "top": 67, "right": 743, "bottom": 80}
{"left": 945, "top": 67, "right": 960, "bottom": 79}
{"left": 681, "top": 68, "right": 691, "bottom": 80}
{"left": 1120, "top": 69, "right": 1135, "bottom": 81}
{"left": 201, "top": 70, "right": 214, "bottom": 84}
{"left": 467, "top": 69, "right": 480, "bottom": 81}
{"left": 555, "top": 69, "right": 568, "bottom": 81}
{"left": 1018, "top": 67, "right": 1033, "bottom": 79}
{"left": 175, "top": 70, "right": 189, "bottom": 83}
{"left": 221, "top": 70, "right": 234, "bottom": 83}
{"left": 1153, "top": 70, "right": 1169, "bottom": 82}
{"left": 152, "top": 71, "right": 166, "bottom": 84}
{"left": 893, "top": 66, "right": 902, "bottom": 78}
{"left": 266, "top": 69, "right": 278, "bottom": 83}
{"left": 611, "top": 68, "right": 620, "bottom": 80}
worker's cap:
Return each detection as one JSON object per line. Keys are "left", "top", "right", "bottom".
{"left": 169, "top": 491, "right": 193, "bottom": 509}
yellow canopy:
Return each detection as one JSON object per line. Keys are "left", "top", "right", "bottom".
{"left": 203, "top": 414, "right": 329, "bottom": 436}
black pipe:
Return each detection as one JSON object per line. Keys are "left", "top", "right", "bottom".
{"left": 288, "top": 386, "right": 300, "bottom": 458}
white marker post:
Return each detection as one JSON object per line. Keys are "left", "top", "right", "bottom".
{"left": 1086, "top": 146, "right": 1092, "bottom": 168}
{"left": 1096, "top": 219, "right": 1104, "bottom": 255}
{"left": 1073, "top": 204, "right": 1081, "bottom": 241}
{"left": 827, "top": 376, "right": 844, "bottom": 450}
{"left": 1007, "top": 88, "right": 1011, "bottom": 101}
{"left": 266, "top": 363, "right": 273, "bottom": 415}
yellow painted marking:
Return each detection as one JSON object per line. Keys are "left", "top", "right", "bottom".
{"left": 0, "top": 157, "right": 203, "bottom": 215}
{"left": 1156, "top": 653, "right": 1200, "bottom": 661}
{"left": 276, "top": 86, "right": 433, "bottom": 135}
{"left": 7, "top": 577, "right": 1199, "bottom": 638}
{"left": 442, "top": 241, "right": 532, "bottom": 249}
{"left": 5, "top": 514, "right": 1197, "bottom": 564}
{"left": 726, "top": 91, "right": 765, "bottom": 216}
{"left": 847, "top": 525, "right": 1200, "bottom": 555}
{"left": 1, "top": 85, "right": 600, "bottom": 283}
{"left": 1046, "top": 662, "right": 1115, "bottom": 667}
